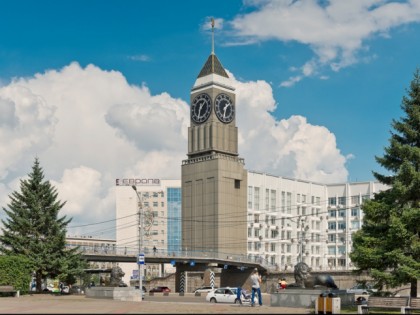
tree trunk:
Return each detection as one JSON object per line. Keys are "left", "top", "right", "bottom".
{"left": 35, "top": 272, "right": 43, "bottom": 293}
{"left": 410, "top": 279, "right": 418, "bottom": 298}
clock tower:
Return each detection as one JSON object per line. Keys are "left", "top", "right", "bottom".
{"left": 181, "top": 19, "right": 247, "bottom": 256}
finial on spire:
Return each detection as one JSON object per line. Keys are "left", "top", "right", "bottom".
{"left": 211, "top": 17, "right": 215, "bottom": 55}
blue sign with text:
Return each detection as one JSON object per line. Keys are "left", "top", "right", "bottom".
{"left": 138, "top": 254, "right": 145, "bottom": 265}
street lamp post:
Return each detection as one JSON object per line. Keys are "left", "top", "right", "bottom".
{"left": 132, "top": 185, "right": 143, "bottom": 302}
{"left": 291, "top": 216, "right": 308, "bottom": 264}
{"left": 299, "top": 217, "right": 304, "bottom": 263}
{"left": 298, "top": 217, "right": 310, "bottom": 263}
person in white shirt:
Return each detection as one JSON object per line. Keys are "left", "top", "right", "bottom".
{"left": 250, "top": 268, "right": 262, "bottom": 306}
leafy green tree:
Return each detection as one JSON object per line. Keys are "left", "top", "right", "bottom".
{"left": 350, "top": 68, "right": 420, "bottom": 297}
{"left": 0, "top": 158, "right": 86, "bottom": 292}
{"left": 0, "top": 255, "right": 33, "bottom": 293}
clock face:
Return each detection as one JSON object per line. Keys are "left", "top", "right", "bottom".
{"left": 191, "top": 93, "right": 212, "bottom": 124}
{"left": 215, "top": 93, "right": 234, "bottom": 123}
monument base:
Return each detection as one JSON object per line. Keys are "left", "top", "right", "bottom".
{"left": 270, "top": 289, "right": 355, "bottom": 308}
{"left": 86, "top": 287, "right": 142, "bottom": 302}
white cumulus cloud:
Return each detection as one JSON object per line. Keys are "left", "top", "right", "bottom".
{"left": 0, "top": 62, "right": 349, "bottom": 238}
{"left": 227, "top": 0, "right": 420, "bottom": 86}
{"left": 229, "top": 70, "right": 348, "bottom": 183}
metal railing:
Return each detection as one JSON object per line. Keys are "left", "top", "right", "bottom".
{"left": 68, "top": 244, "right": 276, "bottom": 270}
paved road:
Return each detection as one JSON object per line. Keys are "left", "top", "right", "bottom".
{"left": 0, "top": 293, "right": 311, "bottom": 314}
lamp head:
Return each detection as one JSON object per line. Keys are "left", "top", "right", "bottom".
{"left": 132, "top": 185, "right": 137, "bottom": 191}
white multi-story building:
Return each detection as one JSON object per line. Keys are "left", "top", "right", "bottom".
{"left": 115, "top": 178, "right": 181, "bottom": 285}
{"left": 246, "top": 171, "right": 389, "bottom": 271}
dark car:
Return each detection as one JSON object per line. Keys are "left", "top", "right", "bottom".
{"left": 149, "top": 286, "right": 171, "bottom": 293}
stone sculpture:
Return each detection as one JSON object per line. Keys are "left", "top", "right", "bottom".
{"left": 289, "top": 262, "right": 338, "bottom": 289}
{"left": 109, "top": 266, "right": 126, "bottom": 287}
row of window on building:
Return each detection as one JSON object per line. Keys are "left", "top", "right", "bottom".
{"left": 247, "top": 186, "right": 371, "bottom": 211}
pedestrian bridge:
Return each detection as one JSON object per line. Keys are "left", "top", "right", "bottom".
{"left": 72, "top": 245, "right": 276, "bottom": 272}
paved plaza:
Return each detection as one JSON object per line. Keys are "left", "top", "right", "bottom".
{"left": 0, "top": 293, "right": 311, "bottom": 314}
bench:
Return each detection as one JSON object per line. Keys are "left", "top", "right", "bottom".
{"left": 358, "top": 296, "right": 409, "bottom": 314}
{"left": 0, "top": 285, "right": 20, "bottom": 297}
{"left": 404, "top": 298, "right": 420, "bottom": 314}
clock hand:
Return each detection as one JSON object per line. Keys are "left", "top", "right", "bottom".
{"left": 223, "top": 103, "right": 230, "bottom": 119}
{"left": 197, "top": 102, "right": 204, "bottom": 119}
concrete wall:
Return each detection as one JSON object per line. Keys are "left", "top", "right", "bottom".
{"left": 144, "top": 269, "right": 377, "bottom": 294}
{"left": 143, "top": 269, "right": 416, "bottom": 298}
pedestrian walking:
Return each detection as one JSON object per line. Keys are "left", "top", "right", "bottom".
{"left": 250, "top": 268, "right": 263, "bottom": 306}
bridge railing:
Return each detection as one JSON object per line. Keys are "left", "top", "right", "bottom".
{"left": 69, "top": 244, "right": 276, "bottom": 270}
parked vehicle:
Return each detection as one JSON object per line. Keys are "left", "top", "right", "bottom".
{"left": 205, "top": 287, "right": 258, "bottom": 304}
{"left": 149, "top": 286, "right": 171, "bottom": 293}
{"left": 193, "top": 286, "right": 217, "bottom": 294}
{"left": 43, "top": 283, "right": 69, "bottom": 294}
{"left": 347, "top": 283, "right": 378, "bottom": 295}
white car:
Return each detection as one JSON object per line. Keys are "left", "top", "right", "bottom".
{"left": 194, "top": 286, "right": 217, "bottom": 294}
{"left": 43, "top": 283, "right": 69, "bottom": 294}
{"left": 347, "top": 283, "right": 378, "bottom": 295}
{"left": 205, "top": 287, "right": 258, "bottom": 304}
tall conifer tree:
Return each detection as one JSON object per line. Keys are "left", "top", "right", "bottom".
{"left": 350, "top": 69, "right": 420, "bottom": 297}
{"left": 0, "top": 158, "right": 85, "bottom": 292}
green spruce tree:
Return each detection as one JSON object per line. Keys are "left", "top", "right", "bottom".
{"left": 0, "top": 158, "right": 86, "bottom": 292}
{"left": 350, "top": 68, "right": 420, "bottom": 297}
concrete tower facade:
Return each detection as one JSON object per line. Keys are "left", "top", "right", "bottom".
{"left": 181, "top": 22, "right": 247, "bottom": 257}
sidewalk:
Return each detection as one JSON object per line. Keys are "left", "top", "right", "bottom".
{"left": 0, "top": 294, "right": 312, "bottom": 314}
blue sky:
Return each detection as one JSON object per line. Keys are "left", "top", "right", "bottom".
{"left": 1, "top": 0, "right": 419, "bottom": 236}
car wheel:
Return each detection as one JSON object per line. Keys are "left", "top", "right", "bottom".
{"left": 362, "top": 291, "right": 368, "bottom": 295}
{"left": 234, "top": 298, "right": 242, "bottom": 304}
{"left": 210, "top": 297, "right": 217, "bottom": 303}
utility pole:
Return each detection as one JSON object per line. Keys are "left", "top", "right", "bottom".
{"left": 132, "top": 185, "right": 143, "bottom": 302}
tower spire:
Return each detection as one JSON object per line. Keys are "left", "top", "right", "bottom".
{"left": 195, "top": 16, "right": 230, "bottom": 80}
{"left": 211, "top": 17, "right": 215, "bottom": 55}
